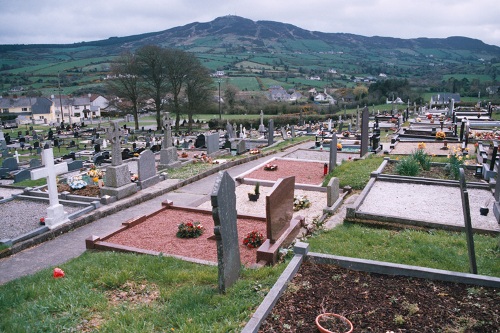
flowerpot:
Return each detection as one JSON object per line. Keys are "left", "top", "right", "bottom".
{"left": 315, "top": 313, "right": 353, "bottom": 333}
{"left": 248, "top": 193, "right": 260, "bottom": 201}
{"left": 480, "top": 207, "right": 489, "bottom": 216}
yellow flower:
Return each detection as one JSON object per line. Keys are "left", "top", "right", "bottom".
{"left": 93, "top": 177, "right": 99, "bottom": 183}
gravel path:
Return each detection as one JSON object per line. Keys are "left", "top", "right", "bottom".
{"left": 0, "top": 200, "right": 85, "bottom": 240}
{"left": 358, "top": 181, "right": 499, "bottom": 232}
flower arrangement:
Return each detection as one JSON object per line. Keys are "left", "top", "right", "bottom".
{"left": 68, "top": 176, "right": 87, "bottom": 190}
{"left": 39, "top": 217, "right": 45, "bottom": 225}
{"left": 342, "top": 131, "right": 350, "bottom": 137}
{"left": 130, "top": 174, "right": 138, "bottom": 182}
{"left": 435, "top": 131, "right": 446, "bottom": 140}
{"left": 87, "top": 164, "right": 104, "bottom": 179}
{"left": 249, "top": 148, "right": 260, "bottom": 154}
{"left": 176, "top": 221, "right": 204, "bottom": 238}
{"left": 426, "top": 114, "right": 432, "bottom": 119}
{"left": 415, "top": 117, "right": 421, "bottom": 122}
{"left": 243, "top": 230, "right": 264, "bottom": 248}
{"left": 264, "top": 163, "right": 278, "bottom": 171}
{"left": 181, "top": 151, "right": 188, "bottom": 158}
{"left": 293, "top": 195, "right": 312, "bottom": 211}
{"left": 417, "top": 142, "right": 426, "bottom": 150}
{"left": 337, "top": 143, "right": 342, "bottom": 150}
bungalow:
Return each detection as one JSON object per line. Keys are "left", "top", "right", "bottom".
{"left": 0, "top": 96, "right": 56, "bottom": 124}
{"left": 314, "top": 89, "right": 336, "bottom": 104}
{"left": 268, "top": 86, "right": 302, "bottom": 103}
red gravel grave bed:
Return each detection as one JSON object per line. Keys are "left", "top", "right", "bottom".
{"left": 244, "top": 159, "right": 326, "bottom": 185}
{"left": 104, "top": 208, "right": 267, "bottom": 266}
{"left": 259, "top": 261, "right": 500, "bottom": 332}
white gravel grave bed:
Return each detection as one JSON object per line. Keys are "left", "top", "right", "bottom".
{"left": 357, "top": 181, "right": 499, "bottom": 232}
{"left": 196, "top": 184, "right": 327, "bottom": 227}
{"left": 0, "top": 200, "right": 84, "bottom": 240}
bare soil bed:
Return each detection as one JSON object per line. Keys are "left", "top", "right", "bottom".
{"left": 57, "top": 183, "right": 101, "bottom": 197}
{"left": 104, "top": 208, "right": 267, "bottom": 266}
{"left": 243, "top": 159, "right": 326, "bottom": 185}
{"left": 259, "top": 260, "right": 500, "bottom": 332}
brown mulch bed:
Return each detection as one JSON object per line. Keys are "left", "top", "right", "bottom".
{"left": 57, "top": 184, "right": 101, "bottom": 197}
{"left": 244, "top": 159, "right": 326, "bottom": 185}
{"left": 259, "top": 261, "right": 500, "bottom": 332}
{"left": 382, "top": 161, "right": 485, "bottom": 184}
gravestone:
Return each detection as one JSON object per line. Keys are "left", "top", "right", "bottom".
{"left": 258, "top": 110, "right": 266, "bottom": 133}
{"left": 29, "top": 159, "right": 42, "bottom": 168}
{"left": 14, "top": 169, "right": 31, "bottom": 183}
{"left": 2, "top": 157, "right": 18, "bottom": 171}
{"left": 329, "top": 135, "right": 338, "bottom": 172}
{"left": 290, "top": 125, "right": 295, "bottom": 139}
{"left": 137, "top": 149, "right": 160, "bottom": 189}
{"left": 326, "top": 177, "right": 340, "bottom": 207}
{"left": 338, "top": 121, "right": 344, "bottom": 133}
{"left": 267, "top": 119, "right": 274, "bottom": 146}
{"left": 67, "top": 160, "right": 84, "bottom": 171}
{"left": 458, "top": 168, "right": 478, "bottom": 274}
{"left": 100, "top": 121, "right": 138, "bottom": 200}
{"left": 206, "top": 133, "right": 219, "bottom": 155}
{"left": 232, "top": 139, "right": 246, "bottom": 155}
{"left": 281, "top": 127, "right": 288, "bottom": 140}
{"left": 30, "top": 148, "right": 69, "bottom": 229}
{"left": 265, "top": 176, "right": 295, "bottom": 243}
{"left": 360, "top": 106, "right": 370, "bottom": 157}
{"left": 257, "top": 176, "right": 303, "bottom": 265}
{"left": 226, "top": 122, "right": 235, "bottom": 139}
{"left": 211, "top": 171, "right": 241, "bottom": 293}
{"left": 159, "top": 112, "right": 181, "bottom": 169}
{"left": 194, "top": 134, "right": 206, "bottom": 148}
{"left": 33, "top": 141, "right": 40, "bottom": 149}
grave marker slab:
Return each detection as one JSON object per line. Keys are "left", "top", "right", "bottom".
{"left": 267, "top": 119, "right": 274, "bottom": 146}
{"left": 265, "top": 176, "right": 295, "bottom": 243}
{"left": 360, "top": 106, "right": 370, "bottom": 157}
{"left": 211, "top": 171, "right": 241, "bottom": 293}
{"left": 138, "top": 149, "right": 160, "bottom": 189}
{"left": 329, "top": 135, "right": 337, "bottom": 173}
{"left": 459, "top": 168, "right": 478, "bottom": 274}
{"left": 206, "top": 133, "right": 219, "bottom": 155}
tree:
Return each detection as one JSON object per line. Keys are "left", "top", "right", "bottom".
{"left": 106, "top": 51, "right": 142, "bottom": 129}
{"left": 353, "top": 85, "right": 369, "bottom": 101}
{"left": 137, "top": 45, "right": 169, "bottom": 129}
{"left": 224, "top": 83, "right": 238, "bottom": 114}
{"left": 185, "top": 62, "right": 213, "bottom": 132}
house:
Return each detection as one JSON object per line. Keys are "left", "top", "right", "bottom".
{"left": 430, "top": 93, "right": 461, "bottom": 106}
{"left": 268, "top": 86, "right": 302, "bottom": 102}
{"left": 314, "top": 89, "right": 336, "bottom": 104}
{"left": 486, "top": 86, "right": 499, "bottom": 95}
{"left": 0, "top": 96, "right": 56, "bottom": 124}
{"left": 52, "top": 94, "right": 103, "bottom": 123}
{"left": 309, "top": 75, "right": 321, "bottom": 81}
{"left": 386, "top": 97, "right": 404, "bottom": 104}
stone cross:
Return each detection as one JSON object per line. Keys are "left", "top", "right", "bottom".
{"left": 162, "top": 112, "right": 173, "bottom": 148}
{"left": 13, "top": 150, "right": 20, "bottom": 163}
{"left": 260, "top": 110, "right": 264, "bottom": 126}
{"left": 106, "top": 120, "right": 122, "bottom": 166}
{"left": 30, "top": 148, "right": 69, "bottom": 229}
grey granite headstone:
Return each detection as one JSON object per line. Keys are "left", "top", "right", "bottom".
{"left": 138, "top": 149, "right": 160, "bottom": 189}
{"left": 327, "top": 177, "right": 340, "bottom": 207}
{"left": 211, "top": 171, "right": 241, "bottom": 293}
{"left": 162, "top": 112, "right": 173, "bottom": 148}
{"left": 29, "top": 159, "right": 42, "bottom": 168}
{"left": 14, "top": 169, "right": 31, "bottom": 183}
{"left": 267, "top": 119, "right": 274, "bottom": 146}
{"left": 290, "top": 125, "right": 295, "bottom": 138}
{"left": 226, "top": 122, "right": 235, "bottom": 139}
{"left": 459, "top": 168, "right": 477, "bottom": 274}
{"left": 2, "top": 157, "right": 18, "bottom": 171}
{"left": 360, "top": 106, "right": 369, "bottom": 157}
{"left": 206, "top": 133, "right": 219, "bottom": 155}
{"left": 281, "top": 127, "right": 288, "bottom": 140}
{"left": 266, "top": 176, "right": 295, "bottom": 243}
{"left": 329, "top": 135, "right": 337, "bottom": 173}
{"left": 236, "top": 139, "right": 246, "bottom": 155}
{"left": 67, "top": 160, "right": 84, "bottom": 171}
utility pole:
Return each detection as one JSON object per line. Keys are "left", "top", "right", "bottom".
{"left": 58, "top": 73, "right": 64, "bottom": 124}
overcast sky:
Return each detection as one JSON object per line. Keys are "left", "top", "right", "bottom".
{"left": 1, "top": 0, "right": 499, "bottom": 47}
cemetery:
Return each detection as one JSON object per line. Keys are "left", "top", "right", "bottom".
{"left": 1, "top": 105, "right": 500, "bottom": 332}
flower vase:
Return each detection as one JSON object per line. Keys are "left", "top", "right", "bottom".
{"left": 248, "top": 193, "right": 260, "bottom": 201}
{"left": 315, "top": 313, "right": 353, "bottom": 333}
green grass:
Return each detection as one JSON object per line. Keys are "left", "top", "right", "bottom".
{"left": 0, "top": 251, "right": 285, "bottom": 333}
{"left": 323, "top": 155, "right": 385, "bottom": 189}
{"left": 306, "top": 222, "right": 500, "bottom": 277}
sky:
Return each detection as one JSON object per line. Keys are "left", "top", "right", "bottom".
{"left": 0, "top": 0, "right": 499, "bottom": 47}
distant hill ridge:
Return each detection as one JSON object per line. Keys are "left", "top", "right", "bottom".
{"left": 1, "top": 15, "right": 499, "bottom": 55}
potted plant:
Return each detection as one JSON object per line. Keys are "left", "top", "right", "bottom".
{"left": 248, "top": 182, "right": 260, "bottom": 201}
{"left": 315, "top": 313, "right": 353, "bottom": 333}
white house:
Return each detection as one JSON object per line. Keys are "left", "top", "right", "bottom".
{"left": 0, "top": 96, "right": 57, "bottom": 124}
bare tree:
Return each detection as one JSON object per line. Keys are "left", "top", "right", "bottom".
{"left": 185, "top": 60, "right": 213, "bottom": 132}
{"left": 137, "top": 45, "right": 169, "bottom": 129}
{"left": 106, "top": 51, "right": 142, "bottom": 129}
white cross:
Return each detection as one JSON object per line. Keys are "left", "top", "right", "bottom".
{"left": 30, "top": 148, "right": 69, "bottom": 229}
{"left": 13, "top": 150, "right": 20, "bottom": 163}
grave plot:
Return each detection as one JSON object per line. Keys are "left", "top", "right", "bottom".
{"left": 347, "top": 160, "right": 499, "bottom": 233}
{"left": 389, "top": 141, "right": 475, "bottom": 157}
{"left": 236, "top": 158, "right": 326, "bottom": 187}
{"left": 282, "top": 148, "right": 357, "bottom": 162}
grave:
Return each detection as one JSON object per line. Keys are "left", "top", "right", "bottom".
{"left": 100, "top": 121, "right": 138, "bottom": 200}
{"left": 194, "top": 134, "right": 206, "bottom": 148}
{"left": 257, "top": 176, "right": 304, "bottom": 265}
{"left": 267, "top": 119, "right": 274, "bottom": 146}
{"left": 159, "top": 112, "right": 181, "bottom": 169}
{"left": 30, "top": 148, "right": 69, "bottom": 229}
{"left": 206, "top": 133, "right": 219, "bottom": 155}
{"left": 137, "top": 150, "right": 160, "bottom": 190}
{"left": 211, "top": 171, "right": 241, "bottom": 293}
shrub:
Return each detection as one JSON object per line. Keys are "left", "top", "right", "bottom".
{"left": 396, "top": 156, "right": 420, "bottom": 176}
{"left": 176, "top": 222, "right": 204, "bottom": 238}
{"left": 411, "top": 149, "right": 431, "bottom": 171}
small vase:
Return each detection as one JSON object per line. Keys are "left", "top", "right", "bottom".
{"left": 248, "top": 193, "right": 259, "bottom": 201}
{"left": 315, "top": 313, "right": 353, "bottom": 333}
{"left": 480, "top": 207, "right": 489, "bottom": 216}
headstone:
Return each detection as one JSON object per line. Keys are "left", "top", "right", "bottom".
{"left": 290, "top": 125, "right": 295, "bottom": 138}
{"left": 159, "top": 113, "right": 181, "bottom": 169}
{"left": 281, "top": 127, "right": 288, "bottom": 140}
{"left": 29, "top": 159, "right": 42, "bottom": 168}
{"left": 265, "top": 176, "right": 295, "bottom": 243}
{"left": 360, "top": 106, "right": 370, "bottom": 157}
{"left": 2, "top": 157, "right": 18, "bottom": 171}
{"left": 458, "top": 168, "right": 478, "bottom": 274}
{"left": 258, "top": 110, "right": 266, "bottom": 132}
{"left": 206, "top": 133, "right": 219, "bottom": 155}
{"left": 137, "top": 149, "right": 160, "bottom": 189}
{"left": 326, "top": 177, "right": 340, "bottom": 207}
{"left": 13, "top": 150, "right": 20, "bottom": 163}
{"left": 48, "top": 130, "right": 53, "bottom": 140}
{"left": 14, "top": 169, "right": 31, "bottom": 183}
{"left": 226, "top": 122, "right": 235, "bottom": 139}
{"left": 267, "top": 119, "right": 274, "bottom": 146}
{"left": 329, "top": 135, "right": 338, "bottom": 172}
{"left": 33, "top": 141, "right": 40, "bottom": 149}
{"left": 194, "top": 134, "right": 206, "bottom": 148}
{"left": 106, "top": 120, "right": 122, "bottom": 166}
{"left": 67, "top": 160, "right": 84, "bottom": 171}
{"left": 236, "top": 139, "right": 246, "bottom": 155}
{"left": 211, "top": 171, "right": 241, "bottom": 293}
{"left": 30, "top": 148, "right": 69, "bottom": 229}
{"left": 338, "top": 121, "right": 344, "bottom": 133}
{"left": 94, "top": 143, "right": 101, "bottom": 153}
